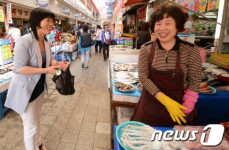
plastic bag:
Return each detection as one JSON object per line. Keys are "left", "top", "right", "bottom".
{"left": 52, "top": 67, "right": 75, "bottom": 95}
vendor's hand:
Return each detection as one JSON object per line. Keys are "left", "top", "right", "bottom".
{"left": 47, "top": 66, "right": 60, "bottom": 75}
{"left": 156, "top": 92, "right": 187, "bottom": 125}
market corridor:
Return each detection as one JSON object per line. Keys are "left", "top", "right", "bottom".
{"left": 0, "top": 51, "right": 111, "bottom": 150}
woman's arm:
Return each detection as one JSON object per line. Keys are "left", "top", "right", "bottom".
{"left": 138, "top": 44, "right": 161, "bottom": 96}
{"left": 14, "top": 37, "right": 60, "bottom": 75}
{"left": 186, "top": 46, "right": 202, "bottom": 92}
{"left": 18, "top": 66, "right": 60, "bottom": 75}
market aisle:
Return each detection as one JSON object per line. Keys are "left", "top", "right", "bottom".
{"left": 0, "top": 49, "right": 111, "bottom": 150}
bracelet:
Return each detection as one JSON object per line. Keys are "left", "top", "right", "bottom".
{"left": 46, "top": 68, "right": 48, "bottom": 74}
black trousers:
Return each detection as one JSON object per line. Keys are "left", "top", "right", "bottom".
{"left": 103, "top": 44, "right": 109, "bottom": 60}
{"left": 95, "top": 40, "right": 102, "bottom": 53}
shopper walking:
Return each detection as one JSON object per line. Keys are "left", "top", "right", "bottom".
{"left": 101, "top": 25, "right": 111, "bottom": 61}
{"left": 136, "top": 22, "right": 151, "bottom": 49}
{"left": 5, "top": 24, "right": 21, "bottom": 50}
{"left": 131, "top": 4, "right": 202, "bottom": 127}
{"left": 5, "top": 8, "right": 61, "bottom": 150}
{"left": 95, "top": 25, "right": 102, "bottom": 54}
{"left": 78, "top": 24, "right": 92, "bottom": 68}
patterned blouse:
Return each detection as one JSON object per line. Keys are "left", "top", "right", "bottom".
{"left": 138, "top": 36, "right": 202, "bottom": 96}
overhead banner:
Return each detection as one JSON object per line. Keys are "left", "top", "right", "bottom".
{"left": 38, "top": 0, "right": 48, "bottom": 7}
{"left": 188, "top": 1, "right": 194, "bottom": 15}
{"left": 200, "top": 0, "right": 207, "bottom": 12}
{"left": 105, "top": 0, "right": 116, "bottom": 6}
{"left": 63, "top": 8, "right": 69, "bottom": 15}
{"left": 107, "top": 8, "right": 113, "bottom": 16}
{"left": 194, "top": 0, "right": 200, "bottom": 13}
{"left": 81, "top": 16, "right": 85, "bottom": 20}
{"left": 207, "top": 0, "right": 216, "bottom": 11}
{"left": 0, "top": 6, "right": 4, "bottom": 22}
{"left": 74, "top": 13, "right": 79, "bottom": 18}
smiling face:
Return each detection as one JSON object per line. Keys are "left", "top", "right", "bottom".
{"left": 37, "top": 17, "right": 54, "bottom": 35}
{"left": 154, "top": 14, "right": 177, "bottom": 44}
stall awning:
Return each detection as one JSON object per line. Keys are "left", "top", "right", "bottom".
{"left": 124, "top": 0, "right": 147, "bottom": 6}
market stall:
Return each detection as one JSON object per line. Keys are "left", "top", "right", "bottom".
{"left": 51, "top": 33, "right": 78, "bottom": 61}
{"left": 109, "top": 44, "right": 229, "bottom": 147}
{"left": 0, "top": 63, "right": 14, "bottom": 120}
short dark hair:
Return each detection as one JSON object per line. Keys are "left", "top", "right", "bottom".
{"left": 97, "top": 25, "right": 101, "bottom": 29}
{"left": 141, "top": 22, "right": 150, "bottom": 31}
{"left": 9, "top": 24, "right": 15, "bottom": 27}
{"left": 104, "top": 24, "right": 109, "bottom": 28}
{"left": 150, "top": 4, "right": 186, "bottom": 33}
{"left": 29, "top": 8, "right": 55, "bottom": 40}
{"left": 83, "top": 25, "right": 88, "bottom": 32}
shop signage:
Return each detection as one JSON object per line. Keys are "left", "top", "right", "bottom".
{"left": 138, "top": 6, "right": 146, "bottom": 21}
{"left": 81, "top": 16, "right": 85, "bottom": 20}
{"left": 216, "top": 0, "right": 220, "bottom": 9}
{"left": 200, "top": 0, "right": 207, "bottom": 12}
{"left": 105, "top": 0, "right": 116, "bottom": 6}
{"left": 63, "top": 8, "right": 69, "bottom": 15}
{"left": 194, "top": 0, "right": 200, "bottom": 13}
{"left": 115, "top": 24, "right": 123, "bottom": 35}
{"left": 74, "top": 13, "right": 79, "bottom": 18}
{"left": 37, "top": 0, "right": 48, "bottom": 7}
{"left": 0, "top": 6, "right": 4, "bottom": 22}
{"left": 188, "top": 1, "right": 194, "bottom": 15}
{"left": 6, "top": 4, "right": 12, "bottom": 19}
{"left": 117, "top": 8, "right": 123, "bottom": 25}
{"left": 12, "top": 8, "right": 30, "bottom": 19}
{"left": 127, "top": 14, "right": 135, "bottom": 25}
{"left": 207, "top": 0, "right": 216, "bottom": 11}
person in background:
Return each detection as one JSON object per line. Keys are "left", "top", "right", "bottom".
{"left": 101, "top": 25, "right": 111, "bottom": 61}
{"left": 74, "top": 27, "right": 79, "bottom": 43}
{"left": 5, "top": 24, "right": 21, "bottom": 49}
{"left": 53, "top": 26, "right": 60, "bottom": 42}
{"left": 24, "top": 25, "right": 31, "bottom": 35}
{"left": 4, "top": 8, "right": 62, "bottom": 150}
{"left": 131, "top": 4, "right": 202, "bottom": 127}
{"left": 182, "top": 13, "right": 192, "bottom": 34}
{"left": 78, "top": 24, "right": 92, "bottom": 68}
{"left": 95, "top": 25, "right": 102, "bottom": 54}
{"left": 136, "top": 22, "right": 151, "bottom": 49}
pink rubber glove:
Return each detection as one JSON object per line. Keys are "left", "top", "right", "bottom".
{"left": 182, "top": 89, "right": 199, "bottom": 115}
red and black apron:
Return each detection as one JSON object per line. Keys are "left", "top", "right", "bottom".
{"left": 131, "top": 42, "right": 197, "bottom": 127}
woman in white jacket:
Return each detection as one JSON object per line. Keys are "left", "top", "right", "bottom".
{"left": 5, "top": 8, "right": 61, "bottom": 150}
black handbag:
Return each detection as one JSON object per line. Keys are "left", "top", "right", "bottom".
{"left": 52, "top": 67, "right": 75, "bottom": 95}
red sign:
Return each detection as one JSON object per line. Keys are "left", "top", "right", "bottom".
{"left": 139, "top": 6, "right": 146, "bottom": 20}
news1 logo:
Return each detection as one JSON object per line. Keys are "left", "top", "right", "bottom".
{"left": 151, "top": 124, "right": 225, "bottom": 146}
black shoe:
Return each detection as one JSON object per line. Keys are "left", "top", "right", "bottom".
{"left": 104, "top": 58, "right": 106, "bottom": 61}
{"left": 86, "top": 66, "right": 88, "bottom": 68}
{"left": 82, "top": 64, "right": 84, "bottom": 68}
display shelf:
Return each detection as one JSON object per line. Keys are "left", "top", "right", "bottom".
{"left": 195, "top": 36, "right": 215, "bottom": 39}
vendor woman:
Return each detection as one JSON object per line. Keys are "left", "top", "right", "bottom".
{"left": 131, "top": 4, "right": 202, "bottom": 127}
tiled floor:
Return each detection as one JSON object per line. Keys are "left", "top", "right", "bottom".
{"left": 0, "top": 50, "right": 111, "bottom": 150}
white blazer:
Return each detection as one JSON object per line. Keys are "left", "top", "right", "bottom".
{"left": 5, "top": 33, "right": 52, "bottom": 115}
